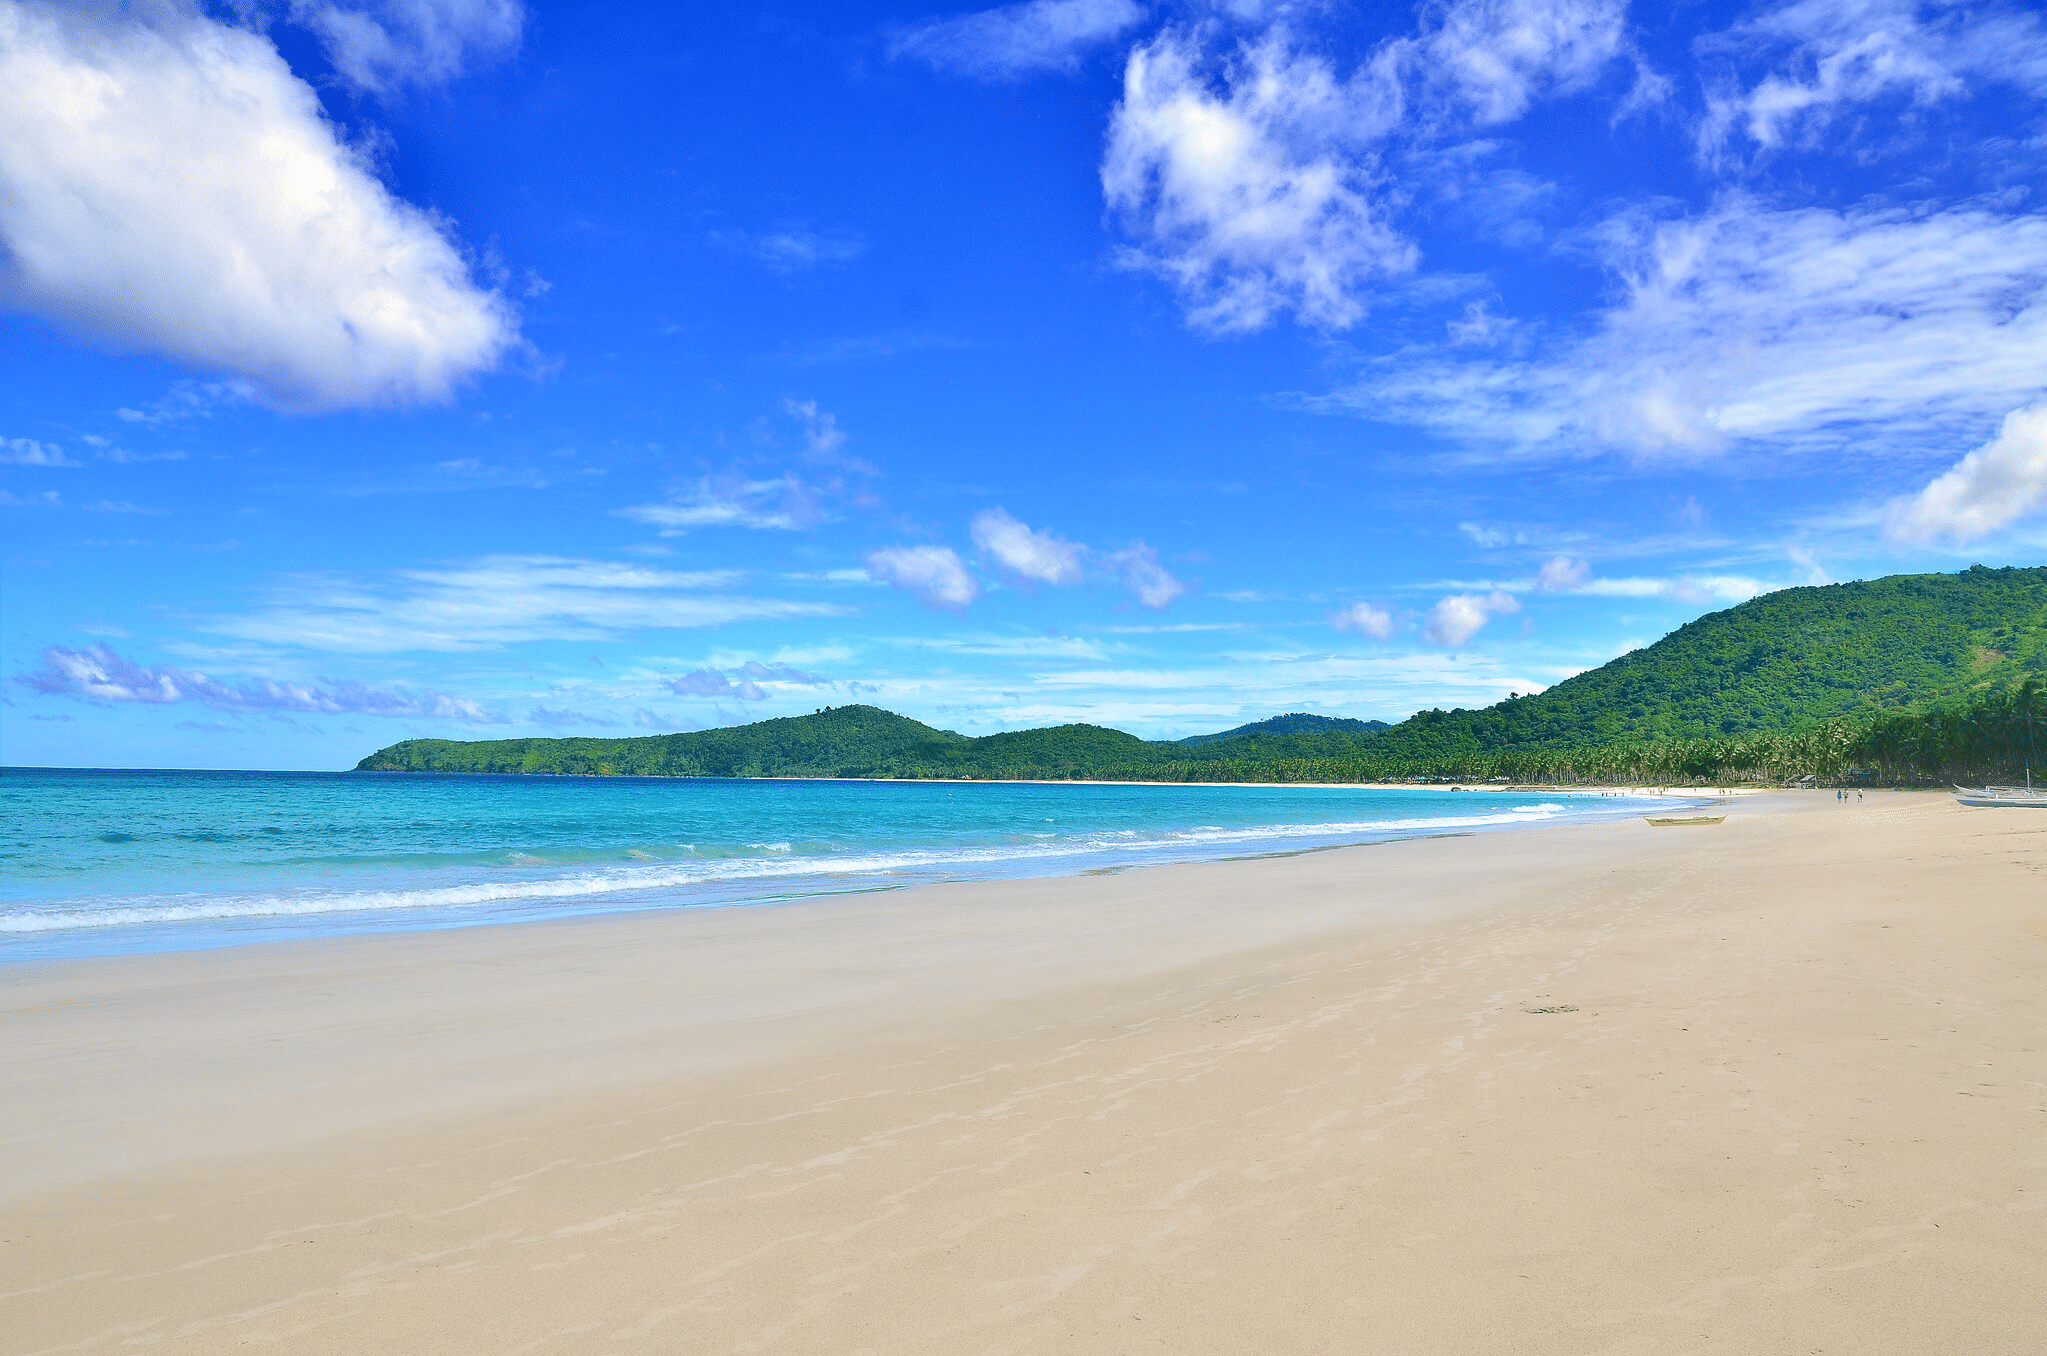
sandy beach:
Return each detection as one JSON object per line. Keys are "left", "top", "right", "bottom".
{"left": 3, "top": 790, "right": 2042, "bottom": 1354}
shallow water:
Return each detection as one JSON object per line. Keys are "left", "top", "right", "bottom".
{"left": 0, "top": 768, "right": 1677, "bottom": 960}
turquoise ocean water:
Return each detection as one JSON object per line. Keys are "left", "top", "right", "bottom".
{"left": 0, "top": 769, "right": 1678, "bottom": 961}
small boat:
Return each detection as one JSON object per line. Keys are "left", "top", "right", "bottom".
{"left": 1645, "top": 815, "right": 1725, "bottom": 826}
{"left": 1953, "top": 785, "right": 2047, "bottom": 808}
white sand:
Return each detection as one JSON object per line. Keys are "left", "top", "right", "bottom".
{"left": 3, "top": 791, "right": 2043, "bottom": 1354}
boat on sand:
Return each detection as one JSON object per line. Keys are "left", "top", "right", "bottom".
{"left": 1952, "top": 785, "right": 2047, "bottom": 808}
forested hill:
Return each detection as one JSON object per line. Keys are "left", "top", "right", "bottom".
{"left": 356, "top": 565, "right": 2047, "bottom": 780}
{"left": 1177, "top": 713, "right": 1390, "bottom": 744}
{"left": 352, "top": 706, "right": 1397, "bottom": 779}
{"left": 1364, "top": 563, "right": 2047, "bottom": 760}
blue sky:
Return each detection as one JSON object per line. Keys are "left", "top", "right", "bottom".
{"left": 4, "top": 0, "right": 2046, "bottom": 770}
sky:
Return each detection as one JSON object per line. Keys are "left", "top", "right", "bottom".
{"left": 4, "top": 0, "right": 2047, "bottom": 770}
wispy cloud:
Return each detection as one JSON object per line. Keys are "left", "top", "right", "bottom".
{"left": 204, "top": 554, "right": 846, "bottom": 653}
{"left": 17, "top": 642, "right": 504, "bottom": 721}
{"left": 288, "top": 0, "right": 525, "bottom": 95}
{"left": 528, "top": 704, "right": 615, "bottom": 727}
{"left": 1100, "top": 0, "right": 1633, "bottom": 334}
{"left": 890, "top": 0, "right": 1143, "bottom": 80}
{"left": 1111, "top": 541, "right": 1184, "bottom": 609}
{"left": 1696, "top": 0, "right": 2047, "bottom": 168}
{"left": 1311, "top": 197, "right": 2047, "bottom": 464}
{"left": 670, "top": 668, "right": 766, "bottom": 700}
{"left": 711, "top": 225, "right": 866, "bottom": 274}
{"left": 617, "top": 476, "right": 815, "bottom": 534}
{"left": 666, "top": 661, "right": 826, "bottom": 701}
{"left": 1, "top": 436, "right": 80, "bottom": 467}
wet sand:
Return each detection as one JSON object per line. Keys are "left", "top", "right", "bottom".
{"left": 3, "top": 790, "right": 2042, "bottom": 1354}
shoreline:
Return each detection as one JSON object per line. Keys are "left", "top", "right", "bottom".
{"left": 10, "top": 761, "right": 1758, "bottom": 792}
{"left": 3, "top": 781, "right": 1701, "bottom": 966}
{"left": 7, "top": 789, "right": 2041, "bottom": 1353}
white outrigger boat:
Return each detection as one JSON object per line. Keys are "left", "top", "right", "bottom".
{"left": 1954, "top": 697, "right": 2044, "bottom": 806}
{"left": 1953, "top": 781, "right": 2047, "bottom": 808}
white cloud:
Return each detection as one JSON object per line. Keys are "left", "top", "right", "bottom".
{"left": 17, "top": 642, "right": 503, "bottom": 721}
{"left": 783, "top": 398, "right": 875, "bottom": 473}
{"left": 713, "top": 226, "right": 865, "bottom": 274}
{"left": 668, "top": 660, "right": 829, "bottom": 700}
{"left": 890, "top": 0, "right": 1143, "bottom": 79}
{"left": 0, "top": 2, "right": 518, "bottom": 411}
{"left": 1697, "top": 0, "right": 2047, "bottom": 166}
{"left": 1533, "top": 554, "right": 1590, "bottom": 591}
{"left": 867, "top": 545, "right": 980, "bottom": 608}
{"left": 1317, "top": 197, "right": 2047, "bottom": 461}
{"left": 290, "top": 0, "right": 524, "bottom": 94}
{"left": 1113, "top": 541, "right": 1185, "bottom": 608}
{"left": 1413, "top": 0, "right": 1631, "bottom": 127}
{"left": 1099, "top": 1, "right": 1634, "bottom": 335}
{"left": 1576, "top": 574, "right": 1767, "bottom": 604}
{"left": 1889, "top": 401, "right": 2047, "bottom": 543}
{"left": 617, "top": 477, "right": 815, "bottom": 534}
{"left": 1101, "top": 25, "right": 1412, "bottom": 333}
{"left": 205, "top": 554, "right": 845, "bottom": 653}
{"left": 669, "top": 668, "right": 767, "bottom": 701}
{"left": 971, "top": 507, "right": 1086, "bottom": 584}
{"left": 0, "top": 436, "right": 80, "bottom": 467}
{"left": 1423, "top": 589, "right": 1519, "bottom": 646}
{"left": 1332, "top": 600, "right": 1395, "bottom": 639}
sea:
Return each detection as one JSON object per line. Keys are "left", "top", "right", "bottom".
{"left": 0, "top": 768, "right": 1680, "bottom": 962}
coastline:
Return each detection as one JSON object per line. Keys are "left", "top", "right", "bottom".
{"left": 3, "top": 775, "right": 1693, "bottom": 963}
{"left": 6, "top": 790, "right": 2041, "bottom": 1353}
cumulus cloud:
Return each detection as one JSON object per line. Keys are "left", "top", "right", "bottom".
{"left": 1316, "top": 198, "right": 2047, "bottom": 461}
{"left": 0, "top": 2, "right": 518, "bottom": 411}
{"left": 867, "top": 545, "right": 980, "bottom": 608}
{"left": 1423, "top": 589, "right": 1519, "bottom": 646}
{"left": 1889, "top": 401, "right": 2047, "bottom": 544}
{"left": 1333, "top": 600, "right": 1395, "bottom": 639}
{"left": 1534, "top": 554, "right": 1590, "bottom": 591}
{"left": 203, "top": 554, "right": 845, "bottom": 653}
{"left": 289, "top": 0, "right": 524, "bottom": 94}
{"left": 971, "top": 507, "right": 1086, "bottom": 585}
{"left": 1697, "top": 0, "right": 2047, "bottom": 166}
{"left": 0, "top": 436, "right": 80, "bottom": 467}
{"left": 1112, "top": 541, "right": 1184, "bottom": 608}
{"left": 17, "top": 642, "right": 504, "bottom": 721}
{"left": 890, "top": 0, "right": 1143, "bottom": 79}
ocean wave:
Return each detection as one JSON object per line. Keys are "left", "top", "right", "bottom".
{"left": 1, "top": 802, "right": 1616, "bottom": 936}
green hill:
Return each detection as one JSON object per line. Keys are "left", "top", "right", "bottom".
{"left": 1177, "top": 713, "right": 1389, "bottom": 744}
{"left": 1364, "top": 563, "right": 2047, "bottom": 760}
{"left": 357, "top": 565, "right": 2047, "bottom": 784}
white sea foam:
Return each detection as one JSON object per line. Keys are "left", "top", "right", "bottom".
{"left": 1, "top": 802, "right": 1610, "bottom": 936}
